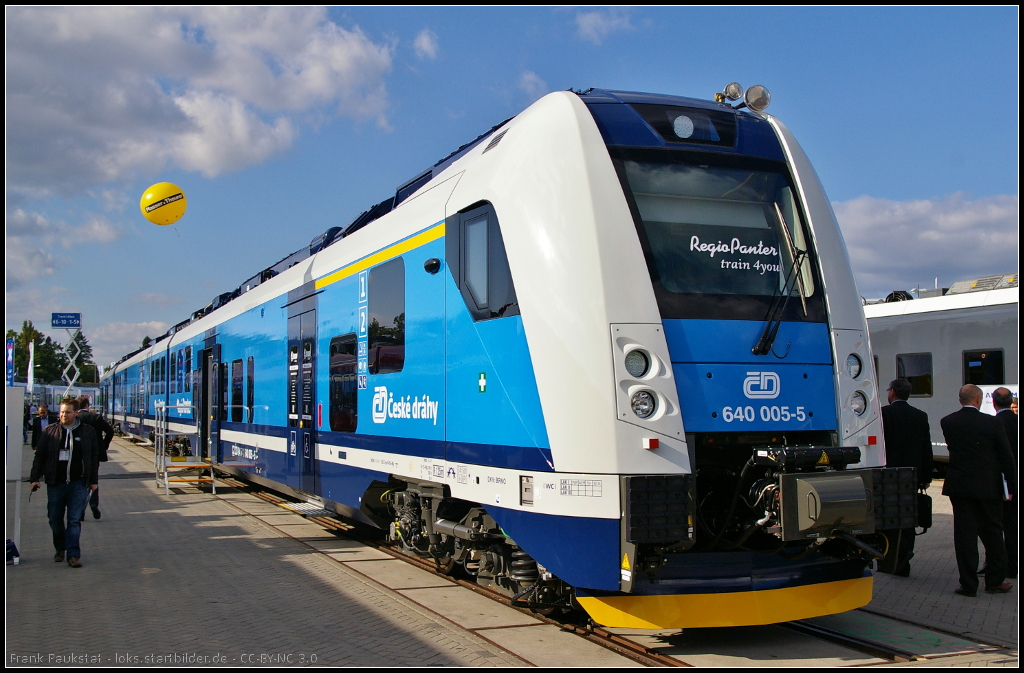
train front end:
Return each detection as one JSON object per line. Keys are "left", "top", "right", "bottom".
{"left": 486, "top": 88, "right": 898, "bottom": 628}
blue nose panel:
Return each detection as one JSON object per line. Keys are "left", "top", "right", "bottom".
{"left": 663, "top": 320, "right": 833, "bottom": 365}
{"left": 674, "top": 363, "right": 837, "bottom": 432}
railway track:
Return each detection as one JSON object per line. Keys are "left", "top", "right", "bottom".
{"left": 211, "top": 474, "right": 955, "bottom": 667}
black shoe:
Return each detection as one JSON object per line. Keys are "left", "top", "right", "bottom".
{"left": 54, "top": 551, "right": 65, "bottom": 563}
{"left": 92, "top": 508, "right": 101, "bottom": 520}
{"left": 954, "top": 587, "right": 977, "bottom": 597}
{"left": 894, "top": 563, "right": 911, "bottom": 577}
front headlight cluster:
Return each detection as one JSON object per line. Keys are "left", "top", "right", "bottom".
{"left": 846, "top": 352, "right": 868, "bottom": 416}
{"left": 625, "top": 349, "right": 656, "bottom": 419}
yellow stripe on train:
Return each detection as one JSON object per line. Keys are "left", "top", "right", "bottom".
{"left": 314, "top": 222, "right": 445, "bottom": 290}
{"left": 576, "top": 576, "right": 872, "bottom": 629}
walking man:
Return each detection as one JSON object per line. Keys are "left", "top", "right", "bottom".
{"left": 881, "top": 378, "right": 933, "bottom": 577}
{"left": 940, "top": 384, "right": 1016, "bottom": 596}
{"left": 77, "top": 396, "right": 114, "bottom": 519}
{"left": 29, "top": 398, "right": 100, "bottom": 568}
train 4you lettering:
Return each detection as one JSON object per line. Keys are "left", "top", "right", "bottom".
{"left": 372, "top": 386, "right": 440, "bottom": 425}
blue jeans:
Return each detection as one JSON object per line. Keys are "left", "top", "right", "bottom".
{"left": 47, "top": 480, "right": 89, "bottom": 558}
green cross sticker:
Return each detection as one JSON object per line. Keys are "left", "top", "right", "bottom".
{"left": 478, "top": 372, "right": 487, "bottom": 393}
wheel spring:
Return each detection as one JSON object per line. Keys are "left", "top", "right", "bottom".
{"left": 509, "top": 549, "right": 539, "bottom": 583}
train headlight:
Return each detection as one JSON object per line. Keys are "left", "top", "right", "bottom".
{"left": 850, "top": 391, "right": 868, "bottom": 416}
{"left": 845, "top": 353, "right": 863, "bottom": 379}
{"left": 624, "top": 350, "right": 651, "bottom": 378}
{"left": 631, "top": 390, "right": 657, "bottom": 419}
{"left": 723, "top": 82, "right": 743, "bottom": 101}
{"left": 672, "top": 115, "right": 694, "bottom": 139}
{"left": 744, "top": 85, "right": 771, "bottom": 112}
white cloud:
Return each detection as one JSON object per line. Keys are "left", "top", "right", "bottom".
{"left": 519, "top": 71, "right": 549, "bottom": 102}
{"left": 5, "top": 209, "right": 128, "bottom": 288}
{"left": 90, "top": 321, "right": 170, "bottom": 369}
{"left": 833, "top": 193, "right": 1019, "bottom": 298}
{"left": 576, "top": 9, "right": 633, "bottom": 45}
{"left": 414, "top": 29, "right": 439, "bottom": 60}
{"left": 5, "top": 7, "right": 393, "bottom": 196}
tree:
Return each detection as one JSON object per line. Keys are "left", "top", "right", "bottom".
{"left": 7, "top": 320, "right": 67, "bottom": 384}
{"left": 142, "top": 335, "right": 152, "bottom": 348}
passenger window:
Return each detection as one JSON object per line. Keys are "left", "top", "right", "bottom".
{"left": 465, "top": 215, "right": 489, "bottom": 309}
{"left": 185, "top": 346, "right": 192, "bottom": 393}
{"left": 247, "top": 356, "right": 255, "bottom": 423}
{"left": 446, "top": 202, "right": 519, "bottom": 322}
{"left": 896, "top": 353, "right": 933, "bottom": 397}
{"left": 329, "top": 334, "right": 358, "bottom": 432}
{"left": 231, "top": 359, "right": 243, "bottom": 422}
{"left": 369, "top": 258, "right": 405, "bottom": 375}
{"left": 220, "top": 360, "right": 229, "bottom": 421}
{"left": 963, "top": 350, "right": 1004, "bottom": 385}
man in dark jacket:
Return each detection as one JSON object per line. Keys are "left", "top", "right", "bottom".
{"left": 30, "top": 404, "right": 54, "bottom": 448}
{"left": 77, "top": 396, "right": 114, "bottom": 520}
{"left": 881, "top": 378, "right": 933, "bottom": 577}
{"left": 989, "top": 387, "right": 1018, "bottom": 578}
{"left": 940, "top": 384, "right": 1016, "bottom": 596}
{"left": 29, "top": 399, "right": 100, "bottom": 568}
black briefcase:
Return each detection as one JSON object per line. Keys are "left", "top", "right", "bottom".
{"left": 917, "top": 492, "right": 932, "bottom": 531}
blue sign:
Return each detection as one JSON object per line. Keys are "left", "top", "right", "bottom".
{"left": 51, "top": 313, "right": 81, "bottom": 329}
{"left": 5, "top": 339, "right": 13, "bottom": 387}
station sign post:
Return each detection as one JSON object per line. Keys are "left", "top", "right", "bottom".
{"left": 52, "top": 313, "right": 83, "bottom": 397}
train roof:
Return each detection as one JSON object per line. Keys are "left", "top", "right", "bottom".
{"left": 863, "top": 286, "right": 1017, "bottom": 319}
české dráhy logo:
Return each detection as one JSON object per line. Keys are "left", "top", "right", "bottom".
{"left": 743, "top": 372, "right": 781, "bottom": 399}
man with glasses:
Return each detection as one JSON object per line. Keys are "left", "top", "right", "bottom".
{"left": 880, "top": 378, "right": 933, "bottom": 577}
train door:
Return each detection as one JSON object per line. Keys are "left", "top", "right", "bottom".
{"left": 200, "top": 345, "right": 221, "bottom": 461}
{"left": 288, "top": 310, "right": 317, "bottom": 494}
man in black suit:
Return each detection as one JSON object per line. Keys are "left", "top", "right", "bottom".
{"left": 940, "top": 384, "right": 1016, "bottom": 596}
{"left": 881, "top": 378, "right": 933, "bottom": 577}
{"left": 988, "top": 387, "right": 1018, "bottom": 578}
{"left": 30, "top": 404, "right": 53, "bottom": 448}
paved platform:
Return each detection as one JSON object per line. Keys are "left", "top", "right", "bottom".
{"left": 6, "top": 438, "right": 1017, "bottom": 666}
{"left": 6, "top": 438, "right": 637, "bottom": 667}
{"left": 865, "top": 481, "right": 1017, "bottom": 650}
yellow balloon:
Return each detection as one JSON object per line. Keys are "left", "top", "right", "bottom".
{"left": 140, "top": 182, "right": 187, "bottom": 225}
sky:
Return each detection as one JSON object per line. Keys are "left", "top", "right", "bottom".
{"left": 5, "top": 7, "right": 1019, "bottom": 370}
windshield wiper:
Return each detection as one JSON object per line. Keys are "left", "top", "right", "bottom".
{"left": 752, "top": 204, "right": 808, "bottom": 356}
{"left": 774, "top": 203, "right": 808, "bottom": 317}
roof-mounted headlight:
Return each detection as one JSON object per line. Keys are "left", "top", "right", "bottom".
{"left": 744, "top": 85, "right": 771, "bottom": 112}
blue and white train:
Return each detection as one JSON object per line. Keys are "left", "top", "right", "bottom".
{"left": 101, "top": 86, "right": 906, "bottom": 628}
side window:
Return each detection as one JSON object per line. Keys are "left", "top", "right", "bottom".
{"left": 368, "top": 257, "right": 405, "bottom": 375}
{"left": 185, "top": 346, "right": 192, "bottom": 393}
{"left": 220, "top": 360, "right": 229, "bottom": 421}
{"left": 231, "top": 359, "right": 243, "bottom": 422}
{"left": 896, "top": 353, "right": 933, "bottom": 397}
{"left": 446, "top": 202, "right": 519, "bottom": 321}
{"left": 247, "top": 356, "right": 255, "bottom": 423}
{"left": 963, "top": 350, "right": 1004, "bottom": 385}
{"left": 329, "top": 334, "right": 358, "bottom": 432}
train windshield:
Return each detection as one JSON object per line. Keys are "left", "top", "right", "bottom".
{"left": 616, "top": 151, "right": 825, "bottom": 322}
